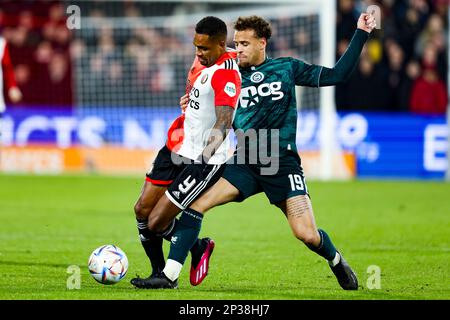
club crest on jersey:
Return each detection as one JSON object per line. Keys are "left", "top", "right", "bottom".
{"left": 250, "top": 72, "right": 264, "bottom": 83}
{"left": 201, "top": 74, "right": 208, "bottom": 84}
{"left": 224, "top": 82, "right": 236, "bottom": 97}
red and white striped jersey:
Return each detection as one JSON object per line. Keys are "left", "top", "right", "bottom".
{"left": 166, "top": 51, "right": 241, "bottom": 164}
{"left": 0, "top": 37, "right": 18, "bottom": 113}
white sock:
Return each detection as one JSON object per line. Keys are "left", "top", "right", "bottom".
{"left": 163, "top": 259, "right": 183, "bottom": 281}
{"left": 329, "top": 252, "right": 341, "bottom": 267}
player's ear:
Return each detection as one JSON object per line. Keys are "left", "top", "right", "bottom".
{"left": 259, "top": 38, "right": 267, "bottom": 51}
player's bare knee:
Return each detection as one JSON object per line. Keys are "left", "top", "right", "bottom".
{"left": 134, "top": 201, "right": 151, "bottom": 220}
{"left": 295, "top": 229, "right": 320, "bottom": 247}
{"left": 289, "top": 221, "right": 319, "bottom": 246}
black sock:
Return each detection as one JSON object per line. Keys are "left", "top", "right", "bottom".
{"left": 136, "top": 218, "right": 165, "bottom": 275}
{"left": 160, "top": 218, "right": 202, "bottom": 255}
{"left": 161, "top": 219, "right": 178, "bottom": 241}
{"left": 167, "top": 208, "right": 203, "bottom": 265}
{"left": 307, "top": 229, "right": 337, "bottom": 262}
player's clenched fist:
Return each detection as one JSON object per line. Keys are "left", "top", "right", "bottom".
{"left": 357, "top": 13, "right": 376, "bottom": 33}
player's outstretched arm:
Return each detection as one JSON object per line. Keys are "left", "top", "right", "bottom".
{"left": 294, "top": 13, "right": 376, "bottom": 88}
{"left": 318, "top": 13, "right": 376, "bottom": 86}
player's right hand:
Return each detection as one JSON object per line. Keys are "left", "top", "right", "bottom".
{"left": 357, "top": 13, "right": 376, "bottom": 33}
{"left": 180, "top": 94, "right": 189, "bottom": 113}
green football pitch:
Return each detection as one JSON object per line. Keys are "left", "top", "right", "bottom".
{"left": 0, "top": 174, "right": 449, "bottom": 300}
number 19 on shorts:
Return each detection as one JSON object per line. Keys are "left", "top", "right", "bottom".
{"left": 288, "top": 174, "right": 307, "bottom": 192}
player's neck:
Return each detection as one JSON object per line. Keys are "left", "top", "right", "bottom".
{"left": 211, "top": 50, "right": 229, "bottom": 66}
{"left": 253, "top": 52, "right": 267, "bottom": 67}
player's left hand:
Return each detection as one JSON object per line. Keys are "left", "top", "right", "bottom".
{"left": 180, "top": 94, "right": 189, "bottom": 113}
{"left": 357, "top": 13, "right": 376, "bottom": 33}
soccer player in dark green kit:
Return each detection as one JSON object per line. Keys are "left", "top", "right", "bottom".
{"left": 140, "top": 13, "right": 376, "bottom": 290}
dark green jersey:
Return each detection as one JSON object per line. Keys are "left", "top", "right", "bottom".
{"left": 234, "top": 56, "right": 315, "bottom": 157}
{"left": 233, "top": 29, "right": 369, "bottom": 159}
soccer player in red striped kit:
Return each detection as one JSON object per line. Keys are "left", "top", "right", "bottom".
{"left": 131, "top": 16, "right": 241, "bottom": 289}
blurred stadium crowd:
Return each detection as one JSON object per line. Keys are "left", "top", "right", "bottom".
{"left": 337, "top": 0, "right": 448, "bottom": 114}
{"left": 0, "top": 0, "right": 72, "bottom": 106}
{"left": 0, "top": 0, "right": 448, "bottom": 114}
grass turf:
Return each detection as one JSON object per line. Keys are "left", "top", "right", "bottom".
{"left": 0, "top": 174, "right": 449, "bottom": 300}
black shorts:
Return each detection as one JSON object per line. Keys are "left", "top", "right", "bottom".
{"left": 165, "top": 163, "right": 225, "bottom": 210}
{"left": 222, "top": 150, "right": 309, "bottom": 205}
{"left": 146, "top": 145, "right": 225, "bottom": 209}
{"left": 146, "top": 145, "right": 186, "bottom": 186}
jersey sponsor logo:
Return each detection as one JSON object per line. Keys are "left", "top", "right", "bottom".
{"left": 188, "top": 99, "right": 200, "bottom": 110}
{"left": 240, "top": 86, "right": 259, "bottom": 107}
{"left": 188, "top": 87, "right": 200, "bottom": 109}
{"left": 250, "top": 72, "right": 264, "bottom": 83}
{"left": 190, "top": 87, "right": 200, "bottom": 98}
{"left": 239, "top": 81, "right": 284, "bottom": 108}
{"left": 224, "top": 82, "right": 237, "bottom": 97}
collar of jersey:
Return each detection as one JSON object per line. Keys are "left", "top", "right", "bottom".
{"left": 214, "top": 51, "right": 236, "bottom": 66}
{"left": 242, "top": 57, "right": 270, "bottom": 72}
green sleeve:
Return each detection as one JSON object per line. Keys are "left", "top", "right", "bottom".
{"left": 293, "top": 29, "right": 369, "bottom": 87}
{"left": 319, "top": 29, "right": 369, "bottom": 86}
{"left": 292, "top": 60, "right": 322, "bottom": 87}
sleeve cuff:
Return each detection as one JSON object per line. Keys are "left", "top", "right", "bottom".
{"left": 355, "top": 28, "right": 370, "bottom": 39}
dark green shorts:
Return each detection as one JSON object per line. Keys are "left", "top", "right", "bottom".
{"left": 222, "top": 151, "right": 309, "bottom": 204}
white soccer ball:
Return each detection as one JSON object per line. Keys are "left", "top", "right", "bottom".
{"left": 88, "top": 244, "right": 128, "bottom": 285}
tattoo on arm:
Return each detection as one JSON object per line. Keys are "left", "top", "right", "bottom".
{"left": 211, "top": 105, "right": 234, "bottom": 139}
{"left": 201, "top": 105, "right": 234, "bottom": 162}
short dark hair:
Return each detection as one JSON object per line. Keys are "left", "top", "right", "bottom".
{"left": 234, "top": 16, "right": 272, "bottom": 40}
{"left": 195, "top": 16, "right": 227, "bottom": 39}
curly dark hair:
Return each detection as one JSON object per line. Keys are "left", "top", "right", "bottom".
{"left": 234, "top": 16, "right": 272, "bottom": 40}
